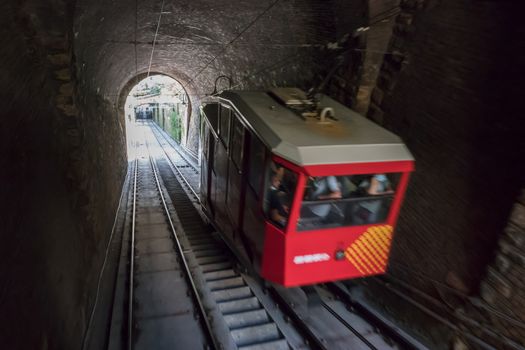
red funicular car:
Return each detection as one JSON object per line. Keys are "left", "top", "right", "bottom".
{"left": 200, "top": 88, "right": 414, "bottom": 287}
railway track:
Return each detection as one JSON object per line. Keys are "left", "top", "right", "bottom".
{"left": 150, "top": 120, "right": 199, "bottom": 167}
{"left": 125, "top": 144, "right": 217, "bottom": 349}
{"left": 149, "top": 122, "right": 200, "bottom": 206}
{"left": 109, "top": 121, "right": 425, "bottom": 349}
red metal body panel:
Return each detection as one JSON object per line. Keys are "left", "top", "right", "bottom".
{"left": 291, "top": 225, "right": 382, "bottom": 286}
{"left": 260, "top": 223, "right": 287, "bottom": 283}
{"left": 387, "top": 171, "right": 411, "bottom": 226}
{"left": 260, "top": 156, "right": 415, "bottom": 286}
{"left": 261, "top": 221, "right": 398, "bottom": 286}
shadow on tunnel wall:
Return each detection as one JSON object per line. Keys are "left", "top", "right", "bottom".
{"left": 1, "top": 0, "right": 127, "bottom": 348}
{"left": 375, "top": 1, "right": 525, "bottom": 294}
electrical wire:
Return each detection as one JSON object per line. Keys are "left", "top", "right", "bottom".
{"left": 369, "top": 5, "right": 401, "bottom": 26}
{"left": 166, "top": 38, "right": 307, "bottom": 100}
{"left": 212, "top": 50, "right": 305, "bottom": 95}
{"left": 188, "top": 0, "right": 281, "bottom": 84}
{"left": 168, "top": 7, "right": 402, "bottom": 99}
{"left": 130, "top": 3, "right": 405, "bottom": 103}
{"left": 86, "top": 39, "right": 326, "bottom": 47}
{"left": 127, "top": 0, "right": 282, "bottom": 103}
{"left": 147, "top": 0, "right": 165, "bottom": 78}
{"left": 129, "top": 2, "right": 404, "bottom": 101}
{"left": 134, "top": 0, "right": 138, "bottom": 86}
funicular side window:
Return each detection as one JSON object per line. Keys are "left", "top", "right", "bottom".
{"left": 219, "top": 104, "right": 231, "bottom": 147}
{"left": 203, "top": 103, "right": 219, "bottom": 134}
{"left": 200, "top": 112, "right": 210, "bottom": 160}
{"left": 230, "top": 114, "right": 244, "bottom": 170}
{"left": 297, "top": 173, "right": 400, "bottom": 231}
{"left": 263, "top": 161, "right": 298, "bottom": 229}
{"left": 248, "top": 134, "right": 265, "bottom": 198}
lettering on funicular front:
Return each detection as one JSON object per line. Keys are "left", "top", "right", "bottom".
{"left": 293, "top": 253, "right": 330, "bottom": 265}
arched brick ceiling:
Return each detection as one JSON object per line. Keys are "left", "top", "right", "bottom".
{"left": 73, "top": 0, "right": 367, "bottom": 105}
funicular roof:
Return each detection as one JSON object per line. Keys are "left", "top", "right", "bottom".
{"left": 214, "top": 90, "right": 414, "bottom": 166}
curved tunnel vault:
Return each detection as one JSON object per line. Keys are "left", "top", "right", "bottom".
{"left": 74, "top": 0, "right": 343, "bottom": 101}
{"left": 73, "top": 0, "right": 371, "bottom": 154}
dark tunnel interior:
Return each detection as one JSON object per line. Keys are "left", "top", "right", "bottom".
{"left": 1, "top": 0, "right": 524, "bottom": 348}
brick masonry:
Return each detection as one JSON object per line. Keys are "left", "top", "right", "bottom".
{"left": 74, "top": 0, "right": 369, "bottom": 155}
{"left": 340, "top": 0, "right": 525, "bottom": 346}
{"left": 0, "top": 0, "right": 126, "bottom": 348}
{"left": 470, "top": 190, "right": 525, "bottom": 346}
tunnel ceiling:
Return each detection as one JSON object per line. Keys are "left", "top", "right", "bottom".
{"left": 73, "top": 0, "right": 366, "bottom": 105}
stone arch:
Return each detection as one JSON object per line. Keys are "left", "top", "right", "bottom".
{"left": 117, "top": 70, "right": 201, "bottom": 152}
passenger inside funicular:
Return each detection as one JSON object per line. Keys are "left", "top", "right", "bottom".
{"left": 297, "top": 172, "right": 400, "bottom": 231}
{"left": 264, "top": 162, "right": 297, "bottom": 228}
{"left": 353, "top": 174, "right": 394, "bottom": 225}
{"left": 303, "top": 176, "right": 343, "bottom": 222}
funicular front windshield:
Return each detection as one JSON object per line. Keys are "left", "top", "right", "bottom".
{"left": 297, "top": 173, "right": 399, "bottom": 231}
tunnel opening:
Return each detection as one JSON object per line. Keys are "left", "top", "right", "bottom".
{"left": 123, "top": 74, "right": 190, "bottom": 159}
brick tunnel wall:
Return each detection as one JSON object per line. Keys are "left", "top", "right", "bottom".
{"left": 327, "top": 1, "right": 525, "bottom": 345}
{"left": 114, "top": 0, "right": 367, "bottom": 156}
{"left": 0, "top": 0, "right": 127, "bottom": 348}
{"left": 353, "top": 0, "right": 525, "bottom": 344}
{"left": 473, "top": 190, "right": 525, "bottom": 345}
{"left": 370, "top": 0, "right": 525, "bottom": 293}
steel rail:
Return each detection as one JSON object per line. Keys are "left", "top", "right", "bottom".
{"left": 150, "top": 120, "right": 199, "bottom": 172}
{"left": 153, "top": 121, "right": 199, "bottom": 165}
{"left": 145, "top": 139, "right": 219, "bottom": 350}
{"left": 320, "top": 300, "right": 378, "bottom": 350}
{"left": 151, "top": 121, "right": 198, "bottom": 166}
{"left": 326, "top": 282, "right": 420, "bottom": 350}
{"left": 127, "top": 158, "right": 138, "bottom": 350}
{"left": 150, "top": 121, "right": 199, "bottom": 171}
{"left": 267, "top": 287, "right": 328, "bottom": 350}
{"left": 149, "top": 122, "right": 200, "bottom": 202}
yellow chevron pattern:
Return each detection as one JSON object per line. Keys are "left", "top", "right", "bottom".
{"left": 345, "top": 225, "right": 393, "bottom": 275}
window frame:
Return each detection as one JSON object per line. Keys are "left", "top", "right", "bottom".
{"left": 263, "top": 160, "right": 299, "bottom": 230}
{"left": 247, "top": 133, "right": 266, "bottom": 200}
{"left": 218, "top": 104, "right": 232, "bottom": 148}
{"left": 296, "top": 173, "right": 400, "bottom": 232}
{"left": 229, "top": 113, "right": 245, "bottom": 172}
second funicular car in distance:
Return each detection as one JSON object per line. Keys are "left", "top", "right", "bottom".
{"left": 199, "top": 87, "right": 414, "bottom": 287}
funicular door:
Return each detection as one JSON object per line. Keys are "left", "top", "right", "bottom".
{"left": 225, "top": 113, "right": 246, "bottom": 234}
{"left": 200, "top": 104, "right": 219, "bottom": 218}
{"left": 213, "top": 104, "right": 233, "bottom": 237}
{"left": 200, "top": 119, "right": 212, "bottom": 215}
{"left": 241, "top": 133, "right": 268, "bottom": 271}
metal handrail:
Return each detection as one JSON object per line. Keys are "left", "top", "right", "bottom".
{"left": 301, "top": 193, "right": 394, "bottom": 205}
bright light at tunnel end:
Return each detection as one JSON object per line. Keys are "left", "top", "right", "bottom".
{"left": 124, "top": 75, "right": 189, "bottom": 160}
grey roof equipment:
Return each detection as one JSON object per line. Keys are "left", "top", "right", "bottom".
{"left": 206, "top": 88, "right": 414, "bottom": 166}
